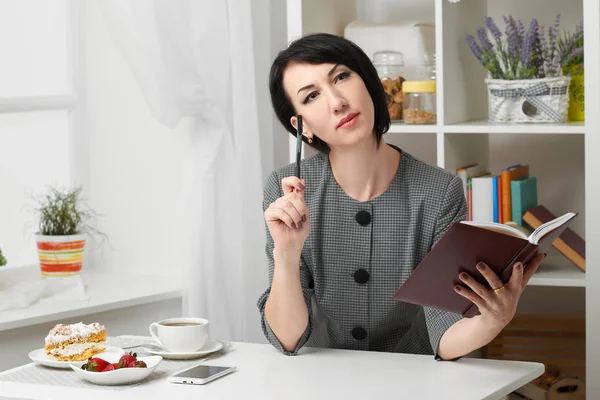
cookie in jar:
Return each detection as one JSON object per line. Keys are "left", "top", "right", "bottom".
{"left": 373, "top": 51, "right": 407, "bottom": 121}
{"left": 402, "top": 80, "right": 437, "bottom": 125}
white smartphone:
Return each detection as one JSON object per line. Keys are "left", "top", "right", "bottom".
{"left": 168, "top": 364, "right": 237, "bottom": 385}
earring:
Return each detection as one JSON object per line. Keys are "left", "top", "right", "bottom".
{"left": 308, "top": 136, "right": 313, "bottom": 144}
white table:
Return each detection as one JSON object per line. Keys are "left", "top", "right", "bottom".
{"left": 0, "top": 336, "right": 544, "bottom": 400}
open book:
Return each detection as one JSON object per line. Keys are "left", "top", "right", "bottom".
{"left": 392, "top": 212, "right": 577, "bottom": 318}
{"left": 461, "top": 212, "right": 576, "bottom": 245}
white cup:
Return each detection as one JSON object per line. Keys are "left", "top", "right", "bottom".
{"left": 149, "top": 317, "right": 209, "bottom": 353}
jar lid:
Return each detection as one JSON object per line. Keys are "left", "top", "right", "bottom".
{"left": 372, "top": 51, "right": 405, "bottom": 66}
{"left": 402, "top": 80, "right": 436, "bottom": 93}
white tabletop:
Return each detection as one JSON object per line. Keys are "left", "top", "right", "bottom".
{"left": 0, "top": 337, "right": 544, "bottom": 400}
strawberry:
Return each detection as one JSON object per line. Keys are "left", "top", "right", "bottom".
{"left": 101, "top": 364, "right": 116, "bottom": 372}
{"left": 119, "top": 352, "right": 137, "bottom": 367}
{"left": 81, "top": 357, "right": 110, "bottom": 372}
{"left": 125, "top": 359, "right": 147, "bottom": 368}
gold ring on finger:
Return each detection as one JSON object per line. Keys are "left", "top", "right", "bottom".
{"left": 493, "top": 286, "right": 505, "bottom": 296}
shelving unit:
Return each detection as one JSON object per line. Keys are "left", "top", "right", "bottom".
{"left": 443, "top": 121, "right": 585, "bottom": 135}
{"left": 527, "top": 256, "right": 585, "bottom": 287}
{"left": 286, "top": 0, "right": 599, "bottom": 394}
{"left": 387, "top": 122, "right": 437, "bottom": 134}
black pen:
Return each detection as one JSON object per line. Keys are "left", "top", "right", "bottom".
{"left": 295, "top": 115, "right": 303, "bottom": 178}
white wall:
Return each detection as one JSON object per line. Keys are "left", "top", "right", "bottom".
{"left": 356, "top": 0, "right": 434, "bottom": 23}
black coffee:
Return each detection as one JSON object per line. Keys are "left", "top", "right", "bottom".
{"left": 162, "top": 322, "right": 203, "bottom": 327}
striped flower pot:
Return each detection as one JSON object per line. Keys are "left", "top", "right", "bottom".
{"left": 35, "top": 234, "right": 86, "bottom": 276}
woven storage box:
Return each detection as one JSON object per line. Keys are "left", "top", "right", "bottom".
{"left": 486, "top": 77, "right": 571, "bottom": 124}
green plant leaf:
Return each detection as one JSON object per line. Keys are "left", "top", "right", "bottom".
{"left": 32, "top": 186, "right": 107, "bottom": 242}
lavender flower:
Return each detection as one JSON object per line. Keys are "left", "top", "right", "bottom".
{"left": 549, "top": 14, "right": 560, "bottom": 46}
{"left": 466, "top": 15, "right": 577, "bottom": 80}
{"left": 531, "top": 22, "right": 545, "bottom": 77}
{"left": 465, "top": 34, "right": 483, "bottom": 63}
{"left": 538, "top": 25, "right": 547, "bottom": 70}
{"left": 546, "top": 14, "right": 561, "bottom": 76}
{"left": 485, "top": 17, "right": 502, "bottom": 41}
{"left": 477, "top": 26, "right": 493, "bottom": 51}
{"left": 517, "top": 20, "right": 526, "bottom": 43}
{"left": 557, "top": 20, "right": 584, "bottom": 75}
{"left": 521, "top": 19, "right": 537, "bottom": 65}
{"left": 564, "top": 47, "right": 583, "bottom": 65}
{"left": 504, "top": 16, "right": 520, "bottom": 58}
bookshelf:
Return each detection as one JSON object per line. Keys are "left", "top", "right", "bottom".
{"left": 286, "top": 0, "right": 599, "bottom": 392}
{"left": 443, "top": 121, "right": 585, "bottom": 135}
{"left": 387, "top": 122, "right": 437, "bottom": 134}
{"left": 527, "top": 256, "right": 585, "bottom": 287}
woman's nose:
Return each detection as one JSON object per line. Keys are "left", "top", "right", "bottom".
{"left": 328, "top": 90, "right": 348, "bottom": 113}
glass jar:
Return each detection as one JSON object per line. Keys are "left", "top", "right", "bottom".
{"left": 402, "top": 81, "right": 437, "bottom": 124}
{"left": 419, "top": 52, "right": 436, "bottom": 81}
{"left": 373, "top": 51, "right": 407, "bottom": 121}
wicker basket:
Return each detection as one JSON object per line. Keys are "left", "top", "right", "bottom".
{"left": 486, "top": 76, "right": 571, "bottom": 124}
{"left": 484, "top": 313, "right": 585, "bottom": 382}
{"left": 485, "top": 313, "right": 586, "bottom": 399}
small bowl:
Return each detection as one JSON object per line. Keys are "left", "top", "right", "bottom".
{"left": 69, "top": 351, "right": 162, "bottom": 385}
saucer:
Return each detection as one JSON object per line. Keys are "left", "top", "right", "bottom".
{"left": 142, "top": 340, "right": 223, "bottom": 360}
{"left": 29, "top": 346, "right": 125, "bottom": 369}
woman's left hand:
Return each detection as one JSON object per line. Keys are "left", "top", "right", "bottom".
{"left": 454, "top": 253, "right": 546, "bottom": 329}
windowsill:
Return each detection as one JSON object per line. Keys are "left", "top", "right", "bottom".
{"left": 0, "top": 266, "right": 183, "bottom": 332}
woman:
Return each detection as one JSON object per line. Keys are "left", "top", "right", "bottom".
{"left": 257, "top": 33, "right": 544, "bottom": 360}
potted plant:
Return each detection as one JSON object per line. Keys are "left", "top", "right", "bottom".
{"left": 32, "top": 186, "right": 105, "bottom": 277}
{"left": 0, "top": 246, "right": 6, "bottom": 267}
{"left": 557, "top": 23, "right": 584, "bottom": 121}
{"left": 466, "top": 15, "right": 572, "bottom": 124}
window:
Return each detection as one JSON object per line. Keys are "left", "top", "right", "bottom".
{"left": 0, "top": 0, "right": 79, "bottom": 268}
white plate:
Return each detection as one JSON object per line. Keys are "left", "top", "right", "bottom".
{"left": 69, "top": 352, "right": 162, "bottom": 386}
{"left": 142, "top": 340, "right": 223, "bottom": 360}
{"left": 28, "top": 346, "right": 125, "bottom": 369}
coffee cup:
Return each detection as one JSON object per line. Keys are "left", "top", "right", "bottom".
{"left": 149, "top": 317, "right": 209, "bottom": 353}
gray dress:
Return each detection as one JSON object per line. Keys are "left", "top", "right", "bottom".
{"left": 257, "top": 147, "right": 467, "bottom": 358}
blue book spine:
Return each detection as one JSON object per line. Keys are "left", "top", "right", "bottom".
{"left": 492, "top": 177, "right": 499, "bottom": 223}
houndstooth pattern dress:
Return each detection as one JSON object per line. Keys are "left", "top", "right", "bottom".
{"left": 257, "top": 146, "right": 467, "bottom": 358}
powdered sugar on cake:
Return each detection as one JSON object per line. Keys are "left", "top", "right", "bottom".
{"left": 45, "top": 322, "right": 105, "bottom": 345}
{"left": 44, "top": 322, "right": 107, "bottom": 361}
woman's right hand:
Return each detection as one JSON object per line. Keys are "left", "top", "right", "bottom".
{"left": 264, "top": 177, "right": 310, "bottom": 252}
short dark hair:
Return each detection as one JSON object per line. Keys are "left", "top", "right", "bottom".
{"left": 269, "top": 33, "right": 390, "bottom": 153}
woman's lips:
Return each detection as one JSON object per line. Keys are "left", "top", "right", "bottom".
{"left": 337, "top": 113, "right": 359, "bottom": 129}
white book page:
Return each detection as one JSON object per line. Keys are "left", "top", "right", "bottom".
{"left": 529, "top": 212, "right": 576, "bottom": 245}
{"left": 460, "top": 221, "right": 528, "bottom": 240}
{"left": 460, "top": 212, "right": 575, "bottom": 244}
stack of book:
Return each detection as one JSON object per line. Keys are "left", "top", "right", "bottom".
{"left": 456, "top": 163, "right": 535, "bottom": 225}
{"left": 456, "top": 163, "right": 585, "bottom": 272}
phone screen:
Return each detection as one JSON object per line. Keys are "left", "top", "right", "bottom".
{"left": 174, "top": 365, "right": 232, "bottom": 379}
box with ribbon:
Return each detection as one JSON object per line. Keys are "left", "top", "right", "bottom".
{"left": 486, "top": 76, "right": 571, "bottom": 123}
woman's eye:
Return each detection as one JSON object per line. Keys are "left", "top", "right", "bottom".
{"left": 335, "top": 71, "right": 350, "bottom": 82}
{"left": 304, "top": 92, "right": 318, "bottom": 104}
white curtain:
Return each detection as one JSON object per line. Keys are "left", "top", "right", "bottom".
{"left": 98, "top": 0, "right": 267, "bottom": 343}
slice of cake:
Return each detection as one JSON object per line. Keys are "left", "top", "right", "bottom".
{"left": 44, "top": 322, "right": 107, "bottom": 361}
